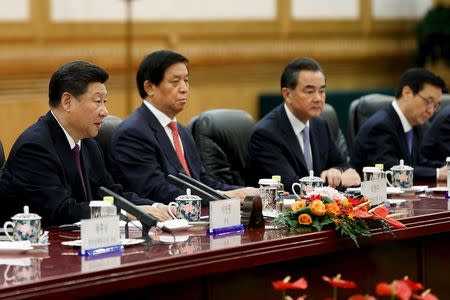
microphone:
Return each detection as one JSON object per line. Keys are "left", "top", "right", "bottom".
{"left": 99, "top": 187, "right": 157, "bottom": 241}
{"left": 177, "top": 173, "right": 229, "bottom": 200}
{"left": 167, "top": 174, "right": 221, "bottom": 202}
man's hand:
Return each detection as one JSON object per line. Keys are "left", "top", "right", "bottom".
{"left": 128, "top": 204, "right": 174, "bottom": 221}
{"left": 320, "top": 168, "right": 342, "bottom": 187}
{"left": 438, "top": 165, "right": 447, "bottom": 182}
{"left": 222, "top": 187, "right": 259, "bottom": 203}
{"left": 340, "top": 168, "right": 361, "bottom": 187}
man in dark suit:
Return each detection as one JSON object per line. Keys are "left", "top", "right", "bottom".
{"left": 245, "top": 57, "right": 360, "bottom": 190}
{"left": 421, "top": 105, "right": 450, "bottom": 163}
{"left": 109, "top": 50, "right": 257, "bottom": 204}
{"left": 0, "top": 61, "right": 172, "bottom": 228}
{"left": 351, "top": 68, "right": 447, "bottom": 181}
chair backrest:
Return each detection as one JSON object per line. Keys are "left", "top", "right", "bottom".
{"left": 321, "top": 103, "right": 349, "bottom": 159}
{"left": 440, "top": 93, "right": 450, "bottom": 109}
{"left": 347, "top": 94, "right": 394, "bottom": 151}
{"left": 189, "top": 109, "right": 254, "bottom": 186}
{"left": 94, "top": 115, "right": 122, "bottom": 171}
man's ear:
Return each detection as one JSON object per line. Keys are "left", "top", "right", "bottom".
{"left": 61, "top": 92, "right": 72, "bottom": 112}
{"left": 402, "top": 85, "right": 413, "bottom": 98}
{"left": 281, "top": 87, "right": 291, "bottom": 104}
{"left": 144, "top": 80, "right": 155, "bottom": 98}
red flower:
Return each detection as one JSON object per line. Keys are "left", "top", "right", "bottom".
{"left": 309, "top": 194, "right": 322, "bottom": 201}
{"left": 272, "top": 276, "right": 308, "bottom": 291}
{"left": 376, "top": 280, "right": 412, "bottom": 300}
{"left": 322, "top": 275, "right": 356, "bottom": 289}
{"left": 402, "top": 277, "right": 424, "bottom": 291}
{"left": 413, "top": 289, "right": 439, "bottom": 300}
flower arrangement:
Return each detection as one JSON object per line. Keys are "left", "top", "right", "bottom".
{"left": 272, "top": 187, "right": 406, "bottom": 246}
{"left": 272, "top": 274, "right": 439, "bottom": 300}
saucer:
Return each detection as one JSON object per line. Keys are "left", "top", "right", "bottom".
{"left": 0, "top": 241, "right": 34, "bottom": 253}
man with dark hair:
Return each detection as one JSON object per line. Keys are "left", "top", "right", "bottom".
{"left": 0, "top": 61, "right": 172, "bottom": 227}
{"left": 109, "top": 50, "right": 257, "bottom": 204}
{"left": 351, "top": 68, "right": 447, "bottom": 181}
{"left": 245, "top": 57, "right": 360, "bottom": 189}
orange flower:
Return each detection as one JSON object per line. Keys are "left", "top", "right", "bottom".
{"left": 292, "top": 200, "right": 307, "bottom": 211}
{"left": 298, "top": 213, "right": 312, "bottom": 225}
{"left": 325, "top": 202, "right": 341, "bottom": 217}
{"left": 310, "top": 200, "right": 326, "bottom": 216}
{"left": 272, "top": 276, "right": 308, "bottom": 291}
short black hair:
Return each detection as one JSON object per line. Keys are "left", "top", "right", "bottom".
{"left": 395, "top": 68, "right": 447, "bottom": 99}
{"left": 280, "top": 57, "right": 323, "bottom": 90}
{"left": 48, "top": 61, "right": 109, "bottom": 108}
{"left": 136, "top": 50, "right": 189, "bottom": 99}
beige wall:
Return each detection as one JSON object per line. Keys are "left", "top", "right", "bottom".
{"left": 0, "top": 0, "right": 448, "bottom": 156}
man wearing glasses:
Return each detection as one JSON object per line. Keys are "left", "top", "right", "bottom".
{"left": 351, "top": 68, "right": 448, "bottom": 181}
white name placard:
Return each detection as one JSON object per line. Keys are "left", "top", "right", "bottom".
{"left": 80, "top": 215, "right": 120, "bottom": 254}
{"left": 209, "top": 198, "right": 241, "bottom": 233}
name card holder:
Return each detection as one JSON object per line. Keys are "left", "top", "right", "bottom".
{"left": 209, "top": 199, "right": 243, "bottom": 235}
{"left": 80, "top": 215, "right": 123, "bottom": 256}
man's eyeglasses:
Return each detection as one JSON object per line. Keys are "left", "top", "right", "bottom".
{"left": 417, "top": 93, "right": 440, "bottom": 111}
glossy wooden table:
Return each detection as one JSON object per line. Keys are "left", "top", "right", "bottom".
{"left": 0, "top": 191, "right": 449, "bottom": 300}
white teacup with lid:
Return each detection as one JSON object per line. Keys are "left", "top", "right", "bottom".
{"left": 386, "top": 159, "right": 414, "bottom": 189}
{"left": 292, "top": 170, "right": 324, "bottom": 198}
{"left": 3, "top": 206, "right": 41, "bottom": 243}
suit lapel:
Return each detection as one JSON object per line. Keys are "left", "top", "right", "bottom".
{"left": 278, "top": 106, "right": 309, "bottom": 172}
{"left": 139, "top": 105, "right": 186, "bottom": 174}
{"left": 80, "top": 143, "right": 93, "bottom": 201}
{"left": 45, "top": 112, "right": 89, "bottom": 202}
{"left": 388, "top": 106, "right": 413, "bottom": 163}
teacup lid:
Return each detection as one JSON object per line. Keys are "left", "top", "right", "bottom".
{"left": 391, "top": 159, "right": 413, "bottom": 171}
{"left": 11, "top": 206, "right": 41, "bottom": 220}
{"left": 299, "top": 170, "right": 323, "bottom": 183}
{"left": 258, "top": 178, "right": 278, "bottom": 186}
{"left": 175, "top": 188, "right": 202, "bottom": 201}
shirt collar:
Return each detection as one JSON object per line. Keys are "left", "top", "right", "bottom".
{"left": 50, "top": 110, "right": 81, "bottom": 150}
{"left": 392, "top": 101, "right": 412, "bottom": 133}
{"left": 284, "top": 103, "right": 309, "bottom": 134}
{"left": 143, "top": 99, "right": 176, "bottom": 127}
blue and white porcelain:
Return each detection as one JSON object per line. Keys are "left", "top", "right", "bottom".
{"left": 3, "top": 206, "right": 41, "bottom": 244}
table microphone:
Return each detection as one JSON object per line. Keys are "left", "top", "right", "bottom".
{"left": 99, "top": 187, "right": 157, "bottom": 241}
{"left": 177, "top": 173, "right": 230, "bottom": 200}
{"left": 167, "top": 174, "right": 220, "bottom": 202}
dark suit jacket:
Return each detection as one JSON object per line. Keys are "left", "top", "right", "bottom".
{"left": 421, "top": 105, "right": 450, "bottom": 163}
{"left": 350, "top": 104, "right": 441, "bottom": 181}
{"left": 108, "top": 104, "right": 237, "bottom": 204}
{"left": 0, "top": 112, "right": 153, "bottom": 228}
{"left": 245, "top": 104, "right": 350, "bottom": 189}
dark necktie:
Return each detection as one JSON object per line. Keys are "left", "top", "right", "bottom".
{"left": 406, "top": 130, "right": 413, "bottom": 154}
{"left": 302, "top": 126, "right": 313, "bottom": 172}
{"left": 168, "top": 122, "right": 191, "bottom": 176}
{"left": 73, "top": 144, "right": 87, "bottom": 198}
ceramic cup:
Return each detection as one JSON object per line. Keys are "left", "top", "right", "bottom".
{"left": 3, "top": 206, "right": 41, "bottom": 244}
{"left": 3, "top": 258, "right": 41, "bottom": 284}
{"left": 168, "top": 189, "right": 202, "bottom": 222}
{"left": 386, "top": 159, "right": 414, "bottom": 189}
{"left": 292, "top": 171, "right": 324, "bottom": 198}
